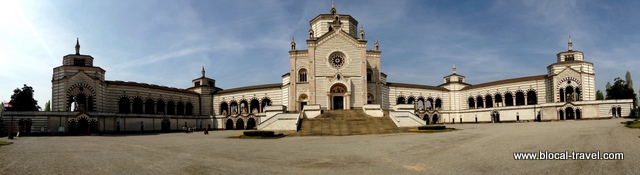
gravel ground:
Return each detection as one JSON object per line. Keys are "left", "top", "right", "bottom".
{"left": 0, "top": 118, "right": 639, "bottom": 174}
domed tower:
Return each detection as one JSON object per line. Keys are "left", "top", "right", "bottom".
{"left": 546, "top": 37, "right": 595, "bottom": 102}
{"left": 52, "top": 39, "right": 107, "bottom": 112}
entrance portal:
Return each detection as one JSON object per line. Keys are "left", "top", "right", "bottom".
{"left": 333, "top": 96, "right": 344, "bottom": 110}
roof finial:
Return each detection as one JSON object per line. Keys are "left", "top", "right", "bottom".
{"left": 359, "top": 25, "right": 365, "bottom": 40}
{"left": 374, "top": 38, "right": 379, "bottom": 51}
{"left": 290, "top": 36, "right": 296, "bottom": 50}
{"left": 201, "top": 66, "right": 205, "bottom": 77}
{"left": 330, "top": 0, "right": 337, "bottom": 15}
{"left": 568, "top": 36, "right": 573, "bottom": 51}
{"left": 75, "top": 38, "right": 80, "bottom": 55}
{"left": 452, "top": 64, "right": 457, "bottom": 74}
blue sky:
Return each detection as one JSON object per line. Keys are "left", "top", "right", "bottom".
{"left": 1, "top": 0, "right": 639, "bottom": 109}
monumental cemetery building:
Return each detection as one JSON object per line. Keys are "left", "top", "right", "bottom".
{"left": 1, "top": 5, "right": 633, "bottom": 134}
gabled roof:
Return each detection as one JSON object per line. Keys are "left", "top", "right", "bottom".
{"left": 216, "top": 83, "right": 282, "bottom": 94}
{"left": 461, "top": 75, "right": 547, "bottom": 90}
{"left": 386, "top": 82, "right": 449, "bottom": 91}
{"left": 106, "top": 81, "right": 198, "bottom": 94}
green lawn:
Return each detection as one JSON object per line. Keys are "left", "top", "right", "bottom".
{"left": 625, "top": 121, "right": 640, "bottom": 128}
{"left": 0, "top": 140, "right": 13, "bottom": 146}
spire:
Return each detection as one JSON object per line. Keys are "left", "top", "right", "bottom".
{"left": 290, "top": 36, "right": 296, "bottom": 50}
{"left": 201, "top": 66, "right": 205, "bottom": 77}
{"left": 568, "top": 36, "right": 573, "bottom": 51}
{"left": 373, "top": 38, "right": 379, "bottom": 51}
{"left": 452, "top": 64, "right": 457, "bottom": 74}
{"left": 359, "top": 25, "right": 365, "bottom": 40}
{"left": 330, "top": 0, "right": 337, "bottom": 15}
{"left": 75, "top": 38, "right": 80, "bottom": 55}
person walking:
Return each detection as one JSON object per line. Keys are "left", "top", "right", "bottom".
{"left": 204, "top": 126, "right": 209, "bottom": 135}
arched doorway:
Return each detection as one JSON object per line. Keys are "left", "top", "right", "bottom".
{"left": 576, "top": 109, "right": 582, "bottom": 119}
{"left": 68, "top": 120, "right": 77, "bottom": 134}
{"left": 235, "top": 118, "right": 244, "bottom": 130}
{"left": 161, "top": 119, "right": 171, "bottom": 132}
{"left": 566, "top": 107, "right": 575, "bottom": 120}
{"left": 225, "top": 119, "right": 234, "bottom": 130}
{"left": 299, "top": 94, "right": 308, "bottom": 111}
{"left": 432, "top": 114, "right": 439, "bottom": 124}
{"left": 491, "top": 111, "right": 500, "bottom": 123}
{"left": 246, "top": 118, "right": 257, "bottom": 130}
{"left": 423, "top": 115, "right": 430, "bottom": 125}
{"left": 78, "top": 117, "right": 89, "bottom": 135}
{"left": 559, "top": 110, "right": 565, "bottom": 120}
{"left": 330, "top": 84, "right": 347, "bottom": 110}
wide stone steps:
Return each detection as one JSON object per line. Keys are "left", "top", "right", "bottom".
{"left": 294, "top": 110, "right": 404, "bottom": 136}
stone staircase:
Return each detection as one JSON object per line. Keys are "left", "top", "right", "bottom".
{"left": 294, "top": 110, "right": 405, "bottom": 136}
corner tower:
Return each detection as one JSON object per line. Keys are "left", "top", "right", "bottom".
{"left": 52, "top": 39, "right": 107, "bottom": 112}
{"left": 546, "top": 37, "right": 595, "bottom": 103}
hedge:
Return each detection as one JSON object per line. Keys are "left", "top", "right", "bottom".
{"left": 243, "top": 131, "right": 275, "bottom": 137}
{"left": 418, "top": 125, "right": 446, "bottom": 130}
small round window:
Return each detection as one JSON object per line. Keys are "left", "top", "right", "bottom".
{"left": 329, "top": 52, "right": 345, "bottom": 69}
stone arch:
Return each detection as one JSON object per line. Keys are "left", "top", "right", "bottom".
{"left": 330, "top": 83, "right": 348, "bottom": 110}
{"left": 235, "top": 118, "right": 245, "bottom": 130}
{"left": 527, "top": 90, "right": 538, "bottom": 105}
{"left": 432, "top": 114, "right": 439, "bottom": 124}
{"left": 250, "top": 99, "right": 260, "bottom": 114}
{"left": 156, "top": 99, "right": 165, "bottom": 115}
{"left": 298, "top": 68, "right": 308, "bottom": 82}
{"left": 145, "top": 99, "right": 154, "bottom": 114}
{"left": 132, "top": 97, "right": 143, "bottom": 114}
{"left": 229, "top": 101, "right": 239, "bottom": 115}
{"left": 239, "top": 99, "right": 249, "bottom": 114}
{"left": 504, "top": 92, "right": 514, "bottom": 106}
{"left": 261, "top": 98, "right": 271, "bottom": 112}
{"left": 367, "top": 68, "right": 373, "bottom": 82}
{"left": 407, "top": 96, "right": 416, "bottom": 104}
{"left": 485, "top": 94, "right": 493, "bottom": 108}
{"left": 66, "top": 83, "right": 97, "bottom": 111}
{"left": 177, "top": 101, "right": 185, "bottom": 115}
{"left": 186, "top": 102, "right": 193, "bottom": 115}
{"left": 468, "top": 97, "right": 475, "bottom": 109}
{"left": 246, "top": 117, "right": 257, "bottom": 130}
{"left": 566, "top": 107, "right": 575, "bottom": 120}
{"left": 422, "top": 114, "right": 430, "bottom": 125}
{"left": 434, "top": 98, "right": 442, "bottom": 110}
{"left": 515, "top": 91, "right": 525, "bottom": 106}
{"left": 476, "top": 96, "right": 484, "bottom": 108}
{"left": 161, "top": 118, "right": 171, "bottom": 131}
{"left": 167, "top": 101, "right": 176, "bottom": 115}
{"left": 494, "top": 93, "right": 503, "bottom": 107}
{"left": 220, "top": 101, "right": 229, "bottom": 115}
{"left": 559, "top": 109, "right": 565, "bottom": 120}
{"left": 396, "top": 96, "right": 406, "bottom": 105}
{"left": 118, "top": 96, "right": 130, "bottom": 113}
{"left": 491, "top": 110, "right": 500, "bottom": 123}
{"left": 225, "top": 118, "right": 234, "bottom": 130}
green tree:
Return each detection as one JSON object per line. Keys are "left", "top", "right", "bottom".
{"left": 596, "top": 90, "right": 604, "bottom": 100}
{"left": 606, "top": 78, "right": 637, "bottom": 107}
{"left": 606, "top": 82, "right": 612, "bottom": 91}
{"left": 626, "top": 71, "right": 633, "bottom": 89}
{"left": 44, "top": 100, "right": 51, "bottom": 111}
{"left": 8, "top": 84, "right": 41, "bottom": 111}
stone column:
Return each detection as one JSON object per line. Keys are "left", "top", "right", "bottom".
{"left": 524, "top": 94, "right": 528, "bottom": 106}
{"left": 129, "top": 102, "right": 133, "bottom": 114}
{"left": 142, "top": 102, "right": 146, "bottom": 114}
{"left": 501, "top": 96, "right": 505, "bottom": 107}
{"left": 154, "top": 103, "right": 157, "bottom": 114}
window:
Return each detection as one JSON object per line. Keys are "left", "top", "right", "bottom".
{"left": 208, "top": 81, "right": 214, "bottom": 86}
{"left": 74, "top": 59, "right": 85, "bottom": 66}
{"left": 565, "top": 54, "right": 574, "bottom": 61}
{"left": 298, "top": 69, "right": 307, "bottom": 82}
{"left": 194, "top": 82, "right": 200, "bottom": 86}
{"left": 329, "top": 52, "right": 346, "bottom": 69}
{"left": 367, "top": 69, "right": 373, "bottom": 82}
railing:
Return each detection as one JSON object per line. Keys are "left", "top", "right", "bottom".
{"left": 389, "top": 111, "right": 425, "bottom": 127}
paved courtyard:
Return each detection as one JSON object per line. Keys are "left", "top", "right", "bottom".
{"left": 1, "top": 118, "right": 639, "bottom": 174}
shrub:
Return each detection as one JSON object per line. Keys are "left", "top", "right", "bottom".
{"left": 418, "top": 125, "right": 446, "bottom": 130}
{"left": 243, "top": 131, "right": 275, "bottom": 137}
